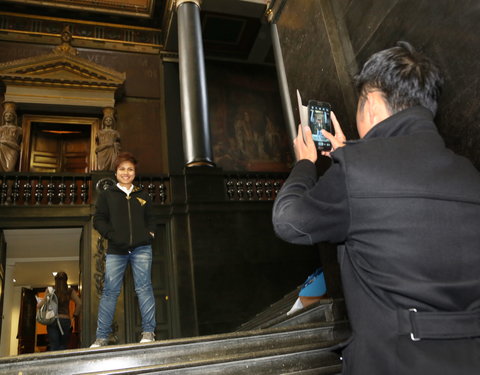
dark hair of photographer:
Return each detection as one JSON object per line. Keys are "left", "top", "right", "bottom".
{"left": 354, "top": 41, "right": 443, "bottom": 116}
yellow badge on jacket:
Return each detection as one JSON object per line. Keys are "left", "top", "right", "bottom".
{"left": 136, "top": 197, "right": 146, "bottom": 206}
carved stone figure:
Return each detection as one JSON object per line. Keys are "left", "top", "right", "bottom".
{"left": 54, "top": 24, "right": 78, "bottom": 56}
{"left": 95, "top": 107, "right": 121, "bottom": 171}
{"left": 0, "top": 102, "right": 22, "bottom": 172}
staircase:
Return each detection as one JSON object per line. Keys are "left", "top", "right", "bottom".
{"left": 237, "top": 290, "right": 348, "bottom": 331}
{"left": 0, "top": 296, "right": 349, "bottom": 374}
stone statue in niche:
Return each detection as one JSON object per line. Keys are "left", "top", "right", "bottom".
{"left": 0, "top": 102, "right": 22, "bottom": 172}
{"left": 95, "top": 107, "right": 121, "bottom": 171}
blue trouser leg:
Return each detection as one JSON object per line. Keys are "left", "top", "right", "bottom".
{"left": 95, "top": 253, "right": 129, "bottom": 339}
{"left": 130, "top": 245, "right": 156, "bottom": 333}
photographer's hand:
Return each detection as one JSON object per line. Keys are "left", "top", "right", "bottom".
{"left": 294, "top": 124, "right": 317, "bottom": 163}
{"left": 321, "top": 111, "right": 347, "bottom": 157}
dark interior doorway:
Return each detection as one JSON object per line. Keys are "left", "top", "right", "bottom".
{"left": 0, "top": 227, "right": 82, "bottom": 356}
{"left": 20, "top": 114, "right": 99, "bottom": 173}
{"left": 29, "top": 122, "right": 91, "bottom": 173}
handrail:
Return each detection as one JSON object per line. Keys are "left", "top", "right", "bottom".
{"left": 0, "top": 171, "right": 286, "bottom": 206}
{"left": 0, "top": 173, "right": 170, "bottom": 206}
{"left": 224, "top": 172, "right": 287, "bottom": 201}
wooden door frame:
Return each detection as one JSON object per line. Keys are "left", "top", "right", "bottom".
{"left": 20, "top": 115, "right": 100, "bottom": 172}
{"left": 17, "top": 287, "right": 37, "bottom": 354}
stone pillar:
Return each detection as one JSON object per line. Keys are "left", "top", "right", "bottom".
{"left": 270, "top": 23, "right": 297, "bottom": 145}
{"left": 176, "top": 0, "right": 214, "bottom": 167}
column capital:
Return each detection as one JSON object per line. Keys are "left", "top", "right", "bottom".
{"left": 176, "top": 0, "right": 201, "bottom": 9}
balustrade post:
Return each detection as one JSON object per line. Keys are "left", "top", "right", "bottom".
{"left": 47, "top": 178, "right": 55, "bottom": 205}
{"left": 34, "top": 178, "right": 44, "bottom": 205}
{"left": 0, "top": 177, "right": 7, "bottom": 205}
{"left": 23, "top": 179, "right": 32, "bottom": 205}
{"left": 58, "top": 178, "right": 66, "bottom": 205}
{"left": 69, "top": 178, "right": 77, "bottom": 205}
{"left": 81, "top": 177, "right": 89, "bottom": 204}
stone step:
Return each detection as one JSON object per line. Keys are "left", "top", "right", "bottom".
{"left": 0, "top": 322, "right": 347, "bottom": 375}
{"left": 81, "top": 347, "right": 342, "bottom": 374}
{"left": 238, "top": 297, "right": 348, "bottom": 331}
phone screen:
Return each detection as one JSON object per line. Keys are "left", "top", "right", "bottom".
{"left": 307, "top": 101, "right": 332, "bottom": 151}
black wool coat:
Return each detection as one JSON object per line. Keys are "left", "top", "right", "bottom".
{"left": 94, "top": 184, "right": 155, "bottom": 255}
{"left": 273, "top": 106, "right": 480, "bottom": 375}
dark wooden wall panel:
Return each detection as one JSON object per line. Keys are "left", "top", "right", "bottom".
{"left": 80, "top": 49, "right": 162, "bottom": 99}
{"left": 190, "top": 207, "right": 321, "bottom": 335}
{"left": 343, "top": 0, "right": 480, "bottom": 167}
{"left": 276, "top": 0, "right": 358, "bottom": 140}
{"left": 344, "top": 0, "right": 400, "bottom": 55}
{"left": 163, "top": 62, "right": 185, "bottom": 175}
{"left": 276, "top": 1, "right": 480, "bottom": 169}
{"left": 115, "top": 99, "right": 166, "bottom": 174}
{"left": 0, "top": 41, "right": 52, "bottom": 63}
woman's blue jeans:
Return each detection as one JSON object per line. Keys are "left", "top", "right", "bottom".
{"left": 95, "top": 245, "right": 156, "bottom": 339}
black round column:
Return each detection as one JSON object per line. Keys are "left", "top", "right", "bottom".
{"left": 177, "top": 0, "right": 214, "bottom": 167}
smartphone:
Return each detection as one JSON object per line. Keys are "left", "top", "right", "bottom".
{"left": 307, "top": 100, "right": 332, "bottom": 151}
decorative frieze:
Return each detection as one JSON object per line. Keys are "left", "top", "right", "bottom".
{"left": 0, "top": 26, "right": 126, "bottom": 108}
{"left": 0, "top": 11, "right": 162, "bottom": 54}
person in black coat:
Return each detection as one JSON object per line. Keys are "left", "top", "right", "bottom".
{"left": 272, "top": 41, "right": 480, "bottom": 375}
{"left": 90, "top": 151, "right": 156, "bottom": 347}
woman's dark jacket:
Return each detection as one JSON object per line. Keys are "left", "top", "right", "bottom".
{"left": 272, "top": 106, "right": 480, "bottom": 375}
{"left": 94, "top": 184, "right": 155, "bottom": 255}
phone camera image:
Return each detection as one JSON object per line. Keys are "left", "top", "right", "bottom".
{"left": 307, "top": 100, "right": 332, "bottom": 151}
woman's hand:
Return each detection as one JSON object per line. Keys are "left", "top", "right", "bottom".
{"left": 321, "top": 111, "right": 347, "bottom": 157}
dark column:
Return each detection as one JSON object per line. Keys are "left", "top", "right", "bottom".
{"left": 270, "top": 23, "right": 296, "bottom": 145}
{"left": 176, "top": 0, "right": 214, "bottom": 167}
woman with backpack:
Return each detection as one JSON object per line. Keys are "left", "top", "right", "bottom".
{"left": 37, "top": 271, "right": 81, "bottom": 351}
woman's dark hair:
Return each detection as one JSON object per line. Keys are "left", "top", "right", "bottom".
{"left": 113, "top": 152, "right": 138, "bottom": 171}
{"left": 354, "top": 41, "right": 443, "bottom": 115}
{"left": 54, "top": 271, "right": 70, "bottom": 305}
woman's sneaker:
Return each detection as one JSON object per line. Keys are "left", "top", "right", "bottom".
{"left": 139, "top": 332, "right": 155, "bottom": 343}
{"left": 90, "top": 338, "right": 109, "bottom": 348}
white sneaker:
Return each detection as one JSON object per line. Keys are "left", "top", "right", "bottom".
{"left": 139, "top": 332, "right": 155, "bottom": 343}
{"left": 90, "top": 338, "right": 109, "bottom": 348}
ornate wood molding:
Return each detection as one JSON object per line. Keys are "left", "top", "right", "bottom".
{"left": 0, "top": 11, "right": 162, "bottom": 54}
{"left": 4, "top": 0, "right": 156, "bottom": 19}
{"left": 0, "top": 28, "right": 126, "bottom": 108}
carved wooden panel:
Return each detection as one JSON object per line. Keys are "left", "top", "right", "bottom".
{"left": 29, "top": 123, "right": 90, "bottom": 173}
{"left": 30, "top": 129, "right": 61, "bottom": 172}
{"left": 21, "top": 115, "right": 99, "bottom": 173}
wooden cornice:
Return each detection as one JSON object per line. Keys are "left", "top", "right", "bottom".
{"left": 0, "top": 11, "right": 162, "bottom": 54}
{"left": 0, "top": 30, "right": 126, "bottom": 107}
{"left": 0, "top": 45, "right": 125, "bottom": 90}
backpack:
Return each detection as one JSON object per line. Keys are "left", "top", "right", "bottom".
{"left": 36, "top": 290, "right": 64, "bottom": 334}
